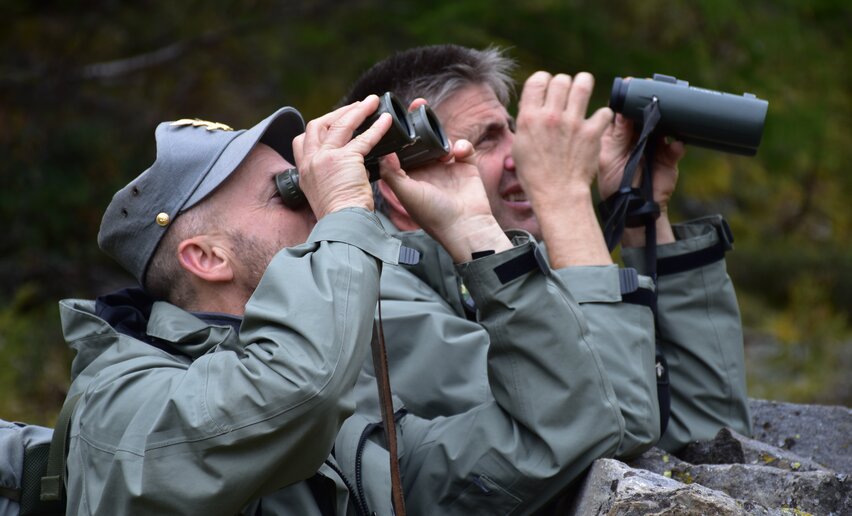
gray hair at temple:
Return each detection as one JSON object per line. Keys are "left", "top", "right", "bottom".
{"left": 340, "top": 44, "right": 518, "bottom": 214}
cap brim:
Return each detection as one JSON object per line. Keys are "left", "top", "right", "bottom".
{"left": 183, "top": 106, "right": 305, "bottom": 210}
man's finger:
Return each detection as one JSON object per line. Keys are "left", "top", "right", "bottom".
{"left": 302, "top": 101, "right": 360, "bottom": 156}
{"left": 347, "top": 112, "right": 393, "bottom": 156}
{"left": 451, "top": 139, "right": 475, "bottom": 164}
{"left": 320, "top": 95, "right": 382, "bottom": 149}
{"left": 588, "top": 106, "right": 615, "bottom": 137}
{"left": 408, "top": 98, "right": 428, "bottom": 112}
{"left": 292, "top": 133, "right": 306, "bottom": 167}
{"left": 566, "top": 72, "right": 595, "bottom": 121}
{"left": 544, "top": 73, "right": 572, "bottom": 112}
{"left": 519, "top": 71, "right": 552, "bottom": 111}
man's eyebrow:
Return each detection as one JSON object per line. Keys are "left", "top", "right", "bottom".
{"left": 461, "top": 116, "right": 515, "bottom": 141}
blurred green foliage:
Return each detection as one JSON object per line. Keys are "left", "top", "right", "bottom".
{"left": 1, "top": 0, "right": 849, "bottom": 425}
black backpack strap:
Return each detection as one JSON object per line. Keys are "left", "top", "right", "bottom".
{"left": 40, "top": 393, "right": 81, "bottom": 503}
{"left": 0, "top": 485, "right": 20, "bottom": 502}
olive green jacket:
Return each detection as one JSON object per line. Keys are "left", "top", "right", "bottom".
{"left": 367, "top": 213, "right": 751, "bottom": 457}
{"left": 59, "top": 209, "right": 628, "bottom": 515}
{"left": 60, "top": 209, "right": 399, "bottom": 515}
{"left": 622, "top": 215, "right": 752, "bottom": 450}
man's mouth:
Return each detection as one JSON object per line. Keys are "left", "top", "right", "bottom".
{"left": 503, "top": 191, "right": 528, "bottom": 203}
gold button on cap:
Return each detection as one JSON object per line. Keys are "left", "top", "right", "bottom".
{"left": 156, "top": 212, "right": 170, "bottom": 226}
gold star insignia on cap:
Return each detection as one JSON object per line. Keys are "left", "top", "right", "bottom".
{"left": 170, "top": 118, "right": 234, "bottom": 131}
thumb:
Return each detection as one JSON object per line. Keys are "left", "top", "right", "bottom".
{"left": 378, "top": 153, "right": 407, "bottom": 186}
{"left": 452, "top": 139, "right": 475, "bottom": 164}
{"left": 659, "top": 138, "right": 687, "bottom": 167}
{"left": 608, "top": 114, "right": 634, "bottom": 148}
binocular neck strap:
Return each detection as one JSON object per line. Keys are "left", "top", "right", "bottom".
{"left": 371, "top": 267, "right": 407, "bottom": 516}
{"left": 600, "top": 98, "right": 662, "bottom": 284}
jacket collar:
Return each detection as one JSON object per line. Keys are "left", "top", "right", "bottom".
{"left": 146, "top": 301, "right": 238, "bottom": 360}
{"left": 61, "top": 288, "right": 241, "bottom": 380}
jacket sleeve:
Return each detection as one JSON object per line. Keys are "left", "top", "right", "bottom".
{"left": 63, "top": 209, "right": 400, "bottom": 515}
{"left": 356, "top": 258, "right": 493, "bottom": 420}
{"left": 621, "top": 215, "right": 752, "bottom": 451}
{"left": 354, "top": 237, "right": 627, "bottom": 515}
{"left": 554, "top": 265, "right": 660, "bottom": 458}
{"left": 364, "top": 233, "right": 660, "bottom": 459}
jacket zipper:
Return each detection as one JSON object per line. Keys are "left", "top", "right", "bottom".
{"left": 354, "top": 422, "right": 380, "bottom": 515}
{"left": 325, "top": 459, "right": 370, "bottom": 516}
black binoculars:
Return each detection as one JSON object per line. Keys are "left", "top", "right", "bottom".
{"left": 276, "top": 91, "right": 451, "bottom": 209}
{"left": 609, "top": 73, "right": 768, "bottom": 155}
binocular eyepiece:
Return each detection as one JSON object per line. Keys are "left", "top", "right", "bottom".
{"left": 276, "top": 92, "right": 451, "bottom": 209}
{"left": 610, "top": 73, "right": 768, "bottom": 156}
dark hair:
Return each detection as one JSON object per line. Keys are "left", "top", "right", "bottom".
{"left": 343, "top": 44, "right": 516, "bottom": 107}
{"left": 342, "top": 44, "right": 518, "bottom": 214}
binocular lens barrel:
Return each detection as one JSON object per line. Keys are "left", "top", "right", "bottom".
{"left": 397, "top": 104, "right": 451, "bottom": 170}
{"left": 276, "top": 91, "right": 451, "bottom": 209}
{"left": 356, "top": 92, "right": 416, "bottom": 162}
{"left": 610, "top": 74, "right": 768, "bottom": 156}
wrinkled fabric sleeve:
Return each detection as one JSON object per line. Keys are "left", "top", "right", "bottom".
{"left": 388, "top": 240, "right": 625, "bottom": 514}
{"left": 62, "top": 208, "right": 399, "bottom": 515}
{"left": 621, "top": 215, "right": 752, "bottom": 451}
{"left": 555, "top": 265, "right": 660, "bottom": 458}
{"left": 356, "top": 262, "right": 493, "bottom": 420}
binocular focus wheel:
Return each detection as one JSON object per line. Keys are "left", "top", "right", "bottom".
{"left": 275, "top": 168, "right": 307, "bottom": 209}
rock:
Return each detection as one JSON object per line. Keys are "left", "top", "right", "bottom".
{"left": 679, "top": 427, "right": 830, "bottom": 473}
{"left": 628, "top": 437, "right": 848, "bottom": 513}
{"left": 668, "top": 463, "right": 849, "bottom": 514}
{"left": 678, "top": 427, "right": 746, "bottom": 465}
{"left": 567, "top": 458, "right": 777, "bottom": 515}
{"left": 575, "top": 400, "right": 852, "bottom": 515}
{"left": 750, "top": 398, "right": 852, "bottom": 474}
{"left": 627, "top": 446, "right": 687, "bottom": 475}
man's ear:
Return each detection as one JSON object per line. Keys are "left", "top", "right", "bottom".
{"left": 377, "top": 180, "right": 418, "bottom": 231}
{"left": 177, "top": 237, "right": 234, "bottom": 283}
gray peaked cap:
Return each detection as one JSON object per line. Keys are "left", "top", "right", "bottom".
{"left": 98, "top": 107, "right": 305, "bottom": 287}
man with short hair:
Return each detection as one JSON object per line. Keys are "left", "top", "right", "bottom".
{"left": 343, "top": 44, "right": 752, "bottom": 454}
{"left": 60, "top": 94, "right": 635, "bottom": 514}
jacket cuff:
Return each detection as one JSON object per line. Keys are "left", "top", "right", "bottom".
{"left": 556, "top": 265, "right": 620, "bottom": 303}
{"left": 306, "top": 208, "right": 402, "bottom": 265}
{"left": 455, "top": 232, "right": 547, "bottom": 304}
{"left": 555, "top": 265, "right": 655, "bottom": 303}
{"left": 622, "top": 215, "right": 733, "bottom": 275}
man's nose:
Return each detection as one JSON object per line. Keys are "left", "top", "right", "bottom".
{"left": 504, "top": 154, "right": 516, "bottom": 172}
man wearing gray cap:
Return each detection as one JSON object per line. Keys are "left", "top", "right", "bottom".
{"left": 56, "top": 93, "right": 633, "bottom": 515}
{"left": 59, "top": 98, "right": 404, "bottom": 514}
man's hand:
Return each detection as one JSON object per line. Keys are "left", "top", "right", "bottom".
{"left": 513, "top": 71, "right": 614, "bottom": 201}
{"left": 599, "top": 113, "right": 686, "bottom": 247}
{"left": 292, "top": 95, "right": 392, "bottom": 218}
{"left": 380, "top": 139, "right": 512, "bottom": 263}
{"left": 512, "top": 71, "right": 614, "bottom": 268}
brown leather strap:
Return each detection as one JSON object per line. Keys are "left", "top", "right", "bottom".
{"left": 371, "top": 296, "right": 406, "bottom": 516}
